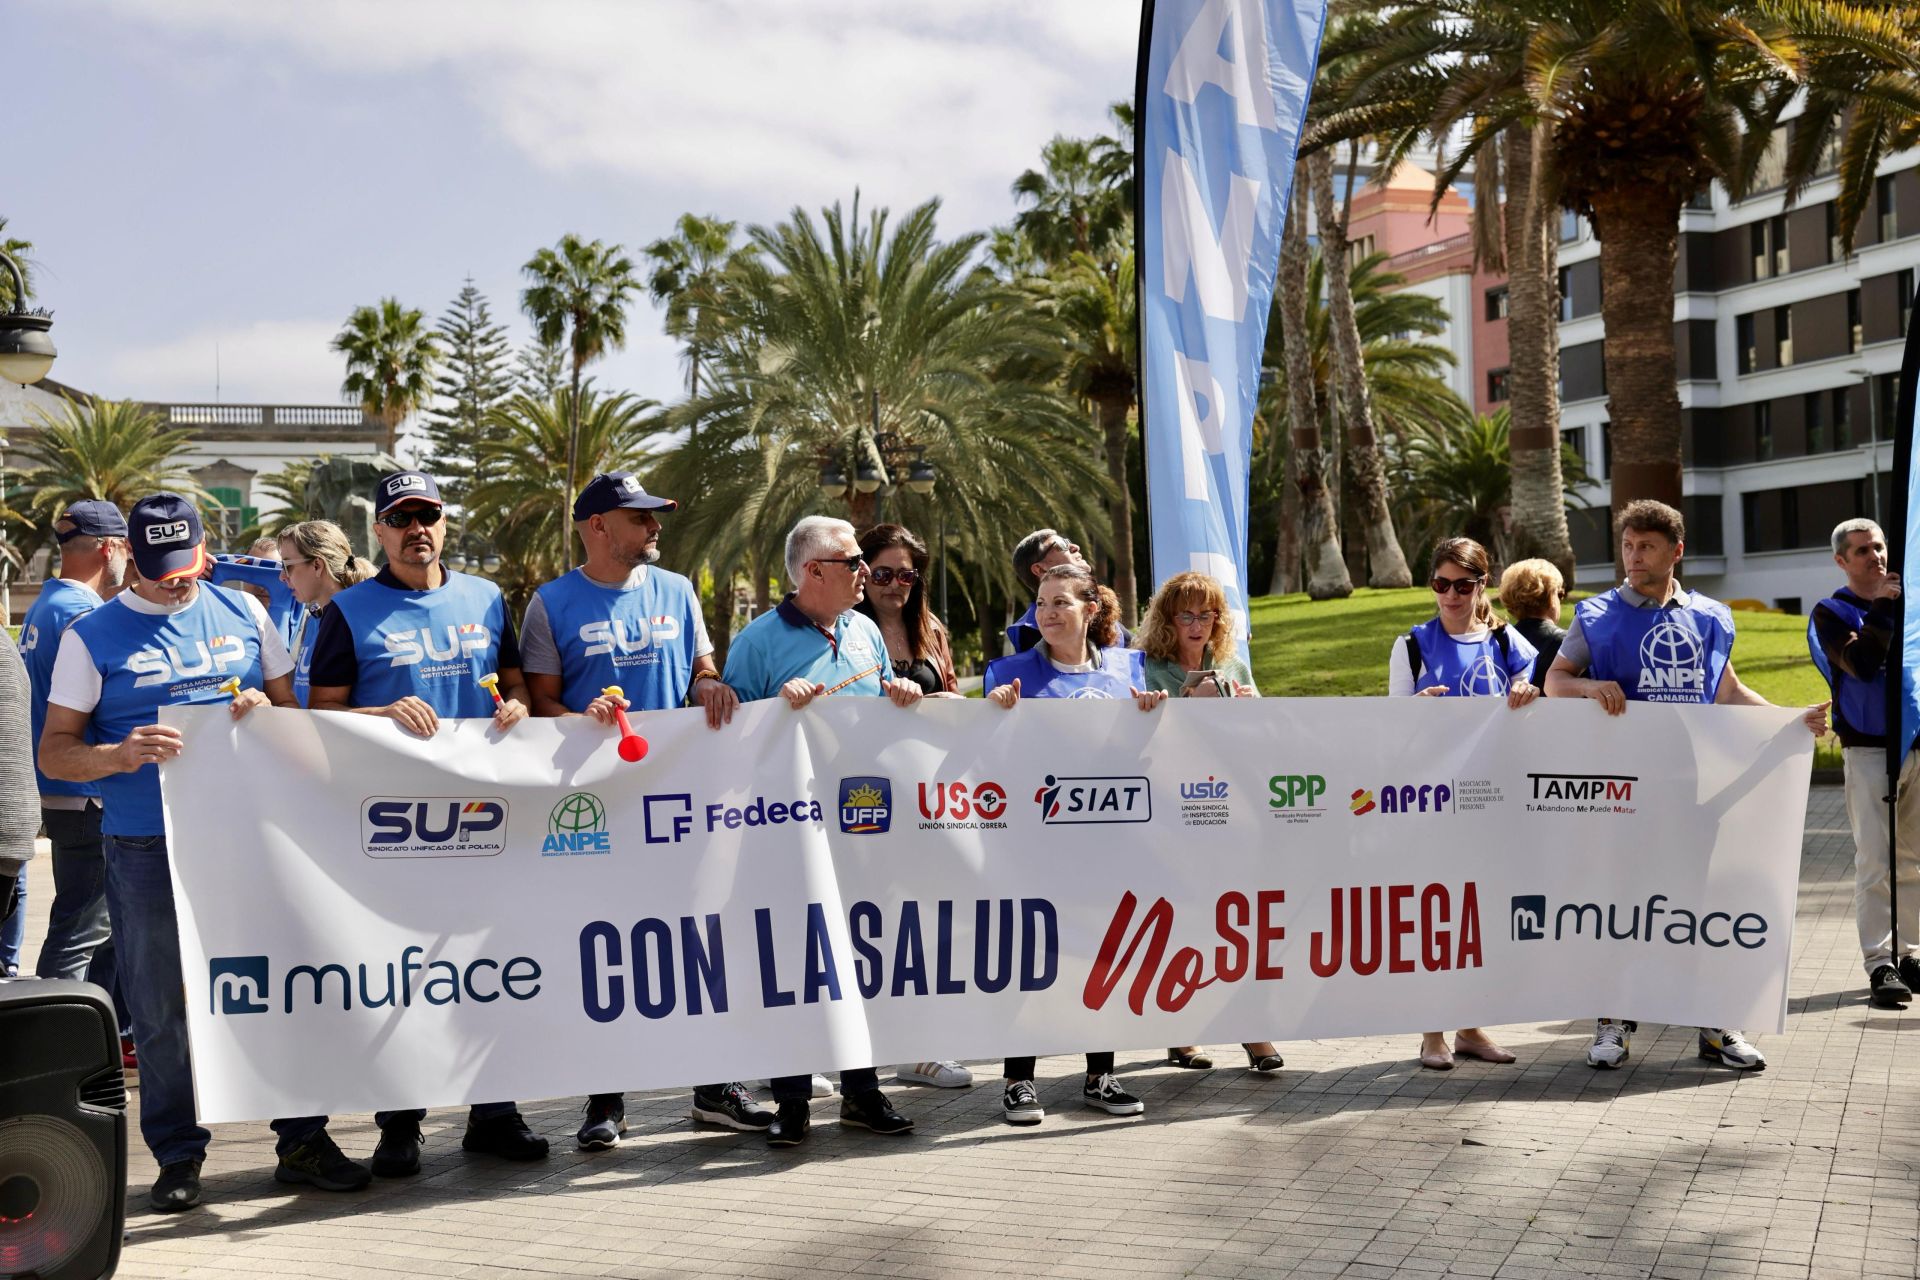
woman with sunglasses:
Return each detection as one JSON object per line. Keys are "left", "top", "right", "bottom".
{"left": 277, "top": 521, "right": 374, "bottom": 707}
{"left": 1136, "top": 571, "right": 1284, "bottom": 1074}
{"left": 1391, "top": 537, "right": 1537, "bottom": 1070}
{"left": 985, "top": 563, "right": 1163, "bottom": 1124}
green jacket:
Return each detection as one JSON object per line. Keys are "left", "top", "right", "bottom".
{"left": 1141, "top": 647, "right": 1258, "bottom": 697}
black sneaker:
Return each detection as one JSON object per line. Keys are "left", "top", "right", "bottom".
{"left": 767, "top": 1099, "right": 810, "bottom": 1148}
{"left": 371, "top": 1121, "right": 422, "bottom": 1178}
{"left": 1082, "top": 1073, "right": 1145, "bottom": 1116}
{"left": 576, "top": 1095, "right": 627, "bottom": 1150}
{"left": 275, "top": 1130, "right": 373, "bottom": 1191}
{"left": 149, "top": 1158, "right": 203, "bottom": 1212}
{"left": 1002, "top": 1080, "right": 1044, "bottom": 1125}
{"left": 1899, "top": 955, "right": 1920, "bottom": 992}
{"left": 691, "top": 1082, "right": 775, "bottom": 1131}
{"left": 1870, "top": 964, "right": 1913, "bottom": 1007}
{"left": 839, "top": 1088, "right": 914, "bottom": 1135}
{"left": 462, "top": 1109, "right": 549, "bottom": 1161}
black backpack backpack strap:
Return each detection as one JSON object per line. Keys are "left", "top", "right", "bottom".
{"left": 1405, "top": 629, "right": 1423, "bottom": 686}
{"left": 1493, "top": 626, "right": 1511, "bottom": 668}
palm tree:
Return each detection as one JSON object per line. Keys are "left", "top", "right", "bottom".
{"left": 1392, "top": 407, "right": 1593, "bottom": 570}
{"left": 643, "top": 214, "right": 757, "bottom": 401}
{"left": 232, "top": 457, "right": 325, "bottom": 546}
{"left": 1011, "top": 135, "right": 1128, "bottom": 267}
{"left": 521, "top": 234, "right": 640, "bottom": 569}
{"left": 14, "top": 399, "right": 214, "bottom": 550}
{"left": 331, "top": 298, "right": 441, "bottom": 456}
{"left": 0, "top": 216, "right": 33, "bottom": 308}
{"left": 1277, "top": 168, "right": 1350, "bottom": 600}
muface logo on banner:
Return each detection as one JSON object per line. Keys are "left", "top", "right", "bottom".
{"left": 1508, "top": 893, "right": 1768, "bottom": 948}
{"left": 209, "top": 948, "right": 542, "bottom": 1016}
{"left": 362, "top": 797, "right": 508, "bottom": 857}
{"left": 1035, "top": 774, "right": 1151, "bottom": 824}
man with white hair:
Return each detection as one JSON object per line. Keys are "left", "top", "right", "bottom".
{"left": 1809, "top": 517, "right": 1920, "bottom": 1006}
{"left": 721, "top": 515, "right": 925, "bottom": 1148}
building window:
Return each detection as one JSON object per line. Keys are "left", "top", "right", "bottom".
{"left": 1849, "top": 289, "right": 1863, "bottom": 354}
{"left": 1900, "top": 269, "right": 1914, "bottom": 336}
{"left": 1737, "top": 312, "right": 1757, "bottom": 374}
{"left": 1878, "top": 174, "right": 1898, "bottom": 242}
{"left": 1774, "top": 305, "right": 1793, "bottom": 367}
{"left": 1557, "top": 267, "right": 1574, "bottom": 321}
{"left": 1348, "top": 234, "right": 1375, "bottom": 267}
{"left": 1805, "top": 392, "right": 1826, "bottom": 454}
{"left": 1487, "top": 368, "right": 1510, "bottom": 402}
{"left": 1877, "top": 373, "right": 1901, "bottom": 442}
{"left": 1750, "top": 221, "right": 1771, "bottom": 280}
{"left": 1755, "top": 401, "right": 1773, "bottom": 460}
{"left": 1827, "top": 203, "right": 1842, "bottom": 262}
{"left": 1560, "top": 210, "right": 1581, "bottom": 243}
{"left": 1772, "top": 215, "right": 1790, "bottom": 276}
{"left": 1485, "top": 286, "right": 1510, "bottom": 321}
{"left": 1601, "top": 421, "right": 1613, "bottom": 479}
{"left": 1833, "top": 387, "right": 1853, "bottom": 450}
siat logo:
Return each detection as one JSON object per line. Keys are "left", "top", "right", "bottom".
{"left": 209, "top": 955, "right": 270, "bottom": 1014}
{"left": 579, "top": 616, "right": 682, "bottom": 658}
{"left": 384, "top": 623, "right": 490, "bottom": 667}
{"left": 1035, "top": 775, "right": 1150, "bottom": 824}
{"left": 838, "top": 776, "right": 892, "bottom": 834}
{"left": 362, "top": 797, "right": 508, "bottom": 857}
{"left": 128, "top": 634, "right": 248, "bottom": 688}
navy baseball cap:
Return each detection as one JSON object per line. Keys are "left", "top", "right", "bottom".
{"left": 572, "top": 472, "right": 678, "bottom": 522}
{"left": 55, "top": 499, "right": 128, "bottom": 542}
{"left": 374, "top": 470, "right": 443, "bottom": 516}
{"left": 128, "top": 494, "right": 208, "bottom": 582}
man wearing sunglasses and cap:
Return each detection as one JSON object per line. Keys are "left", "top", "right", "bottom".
{"left": 522, "top": 472, "right": 775, "bottom": 1149}
{"left": 38, "top": 495, "right": 370, "bottom": 1210}
{"left": 305, "top": 469, "right": 546, "bottom": 1171}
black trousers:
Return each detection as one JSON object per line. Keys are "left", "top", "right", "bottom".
{"left": 1004, "top": 1052, "right": 1113, "bottom": 1080}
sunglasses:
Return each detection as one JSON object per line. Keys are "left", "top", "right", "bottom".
{"left": 868, "top": 566, "right": 920, "bottom": 587}
{"left": 278, "top": 557, "right": 313, "bottom": 579}
{"left": 1174, "top": 611, "right": 1218, "bottom": 626}
{"left": 813, "top": 555, "right": 867, "bottom": 571}
{"left": 377, "top": 507, "right": 444, "bottom": 530}
{"left": 1430, "top": 576, "right": 1484, "bottom": 596}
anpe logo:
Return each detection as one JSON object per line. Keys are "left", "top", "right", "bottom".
{"left": 144, "top": 520, "right": 191, "bottom": 545}
{"left": 642, "top": 793, "right": 695, "bottom": 844}
{"left": 1353, "top": 782, "right": 1453, "bottom": 814}
{"left": 1350, "top": 789, "right": 1377, "bottom": 816}
{"left": 1510, "top": 895, "right": 1547, "bottom": 941}
{"left": 1035, "top": 775, "right": 1150, "bottom": 824}
{"left": 1508, "top": 893, "right": 1769, "bottom": 949}
{"left": 384, "top": 624, "right": 490, "bottom": 668}
{"left": 209, "top": 956, "right": 270, "bottom": 1014}
{"left": 578, "top": 617, "right": 683, "bottom": 659}
{"left": 915, "top": 781, "right": 1009, "bottom": 829}
{"left": 128, "top": 635, "right": 248, "bottom": 689}
{"left": 361, "top": 797, "right": 508, "bottom": 858}
{"left": 1637, "top": 620, "right": 1706, "bottom": 696}
{"left": 839, "top": 776, "right": 892, "bottom": 834}
{"left": 544, "top": 792, "right": 610, "bottom": 855}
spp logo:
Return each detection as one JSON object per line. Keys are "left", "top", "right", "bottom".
{"left": 579, "top": 616, "right": 683, "bottom": 659}
{"left": 1637, "top": 620, "right": 1706, "bottom": 697}
{"left": 362, "top": 797, "right": 508, "bottom": 858}
{"left": 384, "top": 624, "right": 490, "bottom": 668}
{"left": 1268, "top": 775, "right": 1326, "bottom": 809}
{"left": 128, "top": 634, "right": 248, "bottom": 688}
{"left": 1035, "top": 775, "right": 1150, "bottom": 824}
{"left": 209, "top": 955, "right": 270, "bottom": 1014}
{"left": 543, "top": 792, "right": 610, "bottom": 855}
{"left": 144, "top": 520, "right": 191, "bottom": 546}
{"left": 1510, "top": 895, "right": 1547, "bottom": 941}
{"left": 839, "top": 776, "right": 892, "bottom": 834}
{"left": 1351, "top": 782, "right": 1453, "bottom": 815}
{"left": 915, "top": 781, "right": 1009, "bottom": 829}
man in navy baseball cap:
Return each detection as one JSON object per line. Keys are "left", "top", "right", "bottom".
{"left": 570, "top": 471, "right": 677, "bottom": 522}
{"left": 373, "top": 470, "right": 443, "bottom": 517}
{"left": 127, "top": 494, "right": 209, "bottom": 584}
{"left": 55, "top": 499, "right": 129, "bottom": 542}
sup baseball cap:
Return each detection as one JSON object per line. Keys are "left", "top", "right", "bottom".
{"left": 572, "top": 472, "right": 678, "bottom": 522}
{"left": 55, "top": 499, "right": 129, "bottom": 541}
{"left": 128, "top": 493, "right": 208, "bottom": 582}
{"left": 374, "top": 470, "right": 444, "bottom": 517}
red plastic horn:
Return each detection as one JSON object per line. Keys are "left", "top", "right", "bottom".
{"left": 601, "top": 685, "right": 649, "bottom": 762}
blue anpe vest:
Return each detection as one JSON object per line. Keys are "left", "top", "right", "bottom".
{"left": 1405, "top": 617, "right": 1537, "bottom": 697}
{"left": 1574, "top": 588, "right": 1733, "bottom": 704}
{"left": 20, "top": 579, "right": 104, "bottom": 798}
{"left": 327, "top": 571, "right": 508, "bottom": 718}
{"left": 532, "top": 567, "right": 701, "bottom": 712}
{"left": 984, "top": 644, "right": 1144, "bottom": 700}
{"left": 68, "top": 585, "right": 264, "bottom": 836}
{"left": 1808, "top": 590, "right": 1885, "bottom": 739}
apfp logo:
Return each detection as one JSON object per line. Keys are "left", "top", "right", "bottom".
{"left": 1510, "top": 895, "right": 1547, "bottom": 941}
{"left": 543, "top": 792, "right": 610, "bottom": 855}
{"left": 1354, "top": 782, "right": 1454, "bottom": 814}
{"left": 1035, "top": 775, "right": 1150, "bottom": 824}
{"left": 1350, "top": 789, "right": 1377, "bottom": 816}
{"left": 361, "top": 797, "right": 508, "bottom": 857}
{"left": 839, "top": 776, "right": 892, "bottom": 834}
{"left": 1637, "top": 620, "right": 1706, "bottom": 696}
{"left": 209, "top": 955, "right": 270, "bottom": 1014}
{"left": 128, "top": 634, "right": 249, "bottom": 688}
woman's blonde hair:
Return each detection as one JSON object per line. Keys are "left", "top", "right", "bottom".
{"left": 279, "top": 520, "right": 375, "bottom": 589}
{"left": 1136, "top": 571, "right": 1235, "bottom": 663}
{"left": 1499, "top": 558, "right": 1565, "bottom": 621}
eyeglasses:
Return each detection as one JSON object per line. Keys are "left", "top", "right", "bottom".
{"left": 377, "top": 507, "right": 443, "bottom": 530}
{"left": 1430, "top": 576, "right": 1484, "bottom": 596}
{"left": 279, "top": 557, "right": 313, "bottom": 579}
{"left": 868, "top": 566, "right": 919, "bottom": 587}
{"left": 1174, "top": 611, "right": 1218, "bottom": 626}
{"left": 813, "top": 555, "right": 867, "bottom": 572}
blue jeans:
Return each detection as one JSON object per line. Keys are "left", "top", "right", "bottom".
{"left": 103, "top": 833, "right": 328, "bottom": 1162}
{"left": 0, "top": 871, "right": 22, "bottom": 973}
{"left": 36, "top": 807, "right": 126, "bottom": 1032}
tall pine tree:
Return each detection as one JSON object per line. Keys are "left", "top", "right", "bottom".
{"left": 423, "top": 278, "right": 513, "bottom": 507}
{"left": 513, "top": 335, "right": 568, "bottom": 402}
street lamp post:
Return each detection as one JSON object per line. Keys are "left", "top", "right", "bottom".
{"left": 0, "top": 433, "right": 10, "bottom": 627}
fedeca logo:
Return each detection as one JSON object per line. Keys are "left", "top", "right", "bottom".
{"left": 1034, "top": 775, "right": 1150, "bottom": 824}
{"left": 209, "top": 956, "right": 270, "bottom": 1014}
{"left": 839, "top": 776, "right": 892, "bottom": 834}
{"left": 915, "top": 781, "right": 1008, "bottom": 829}
{"left": 1508, "top": 893, "right": 1768, "bottom": 948}
{"left": 642, "top": 793, "right": 694, "bottom": 844}
{"left": 362, "top": 797, "right": 508, "bottom": 858}
{"left": 544, "top": 792, "right": 610, "bottom": 855}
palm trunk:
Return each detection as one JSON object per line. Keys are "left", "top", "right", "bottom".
{"left": 705, "top": 565, "right": 732, "bottom": 671}
{"left": 564, "top": 358, "right": 583, "bottom": 572}
{"left": 1280, "top": 165, "right": 1351, "bottom": 600}
{"left": 1308, "top": 151, "right": 1411, "bottom": 589}
{"left": 1095, "top": 392, "right": 1139, "bottom": 624}
{"left": 1271, "top": 444, "right": 1302, "bottom": 595}
{"left": 1589, "top": 183, "right": 1685, "bottom": 578}
{"left": 1501, "top": 127, "right": 1577, "bottom": 581}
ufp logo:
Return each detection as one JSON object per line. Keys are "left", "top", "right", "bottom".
{"left": 209, "top": 955, "right": 270, "bottom": 1014}
{"left": 1510, "top": 895, "right": 1547, "bottom": 941}
{"left": 384, "top": 624, "right": 490, "bottom": 667}
{"left": 1035, "top": 775, "right": 1150, "bottom": 824}
{"left": 129, "top": 635, "right": 248, "bottom": 689}
{"left": 839, "top": 776, "right": 892, "bottom": 834}
{"left": 144, "top": 520, "right": 191, "bottom": 545}
{"left": 543, "top": 792, "right": 609, "bottom": 855}
{"left": 362, "top": 797, "right": 508, "bottom": 858}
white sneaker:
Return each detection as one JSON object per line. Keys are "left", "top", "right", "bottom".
{"left": 896, "top": 1061, "right": 974, "bottom": 1088}
{"left": 1698, "top": 1028, "right": 1766, "bottom": 1071}
{"left": 1586, "top": 1019, "right": 1631, "bottom": 1069}
{"left": 810, "top": 1074, "right": 836, "bottom": 1098}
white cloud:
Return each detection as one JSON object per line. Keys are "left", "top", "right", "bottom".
{"left": 100, "top": 318, "right": 343, "bottom": 405}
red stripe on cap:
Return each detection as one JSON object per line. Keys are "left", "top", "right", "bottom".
{"left": 156, "top": 542, "right": 210, "bottom": 582}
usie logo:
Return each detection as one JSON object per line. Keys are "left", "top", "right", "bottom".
{"left": 209, "top": 955, "right": 270, "bottom": 1014}
{"left": 839, "top": 776, "right": 892, "bottom": 834}
{"left": 384, "top": 624, "right": 490, "bottom": 667}
{"left": 1180, "top": 777, "right": 1228, "bottom": 801}
{"left": 362, "top": 797, "right": 508, "bottom": 857}
{"left": 1034, "top": 775, "right": 1150, "bottom": 824}
{"left": 129, "top": 635, "right": 248, "bottom": 688}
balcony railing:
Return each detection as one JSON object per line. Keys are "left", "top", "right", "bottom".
{"left": 144, "top": 403, "right": 381, "bottom": 433}
{"left": 1384, "top": 232, "right": 1474, "bottom": 273}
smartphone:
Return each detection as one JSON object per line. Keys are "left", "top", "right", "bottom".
{"left": 1180, "top": 669, "right": 1226, "bottom": 695}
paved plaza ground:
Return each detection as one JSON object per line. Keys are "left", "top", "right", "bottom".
{"left": 12, "top": 784, "right": 1916, "bottom": 1279}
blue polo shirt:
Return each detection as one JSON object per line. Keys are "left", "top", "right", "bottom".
{"left": 723, "top": 595, "right": 886, "bottom": 702}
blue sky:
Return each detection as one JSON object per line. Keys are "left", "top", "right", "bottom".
{"left": 13, "top": 1, "right": 1136, "bottom": 419}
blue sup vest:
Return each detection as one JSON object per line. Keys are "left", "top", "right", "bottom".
{"left": 1807, "top": 590, "right": 1886, "bottom": 739}
{"left": 1574, "top": 588, "right": 1733, "bottom": 704}
{"left": 531, "top": 567, "right": 701, "bottom": 712}
{"left": 327, "top": 571, "right": 508, "bottom": 718}
{"left": 20, "top": 579, "right": 104, "bottom": 799}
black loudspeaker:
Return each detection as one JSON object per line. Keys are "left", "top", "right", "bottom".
{"left": 0, "top": 979, "right": 126, "bottom": 1280}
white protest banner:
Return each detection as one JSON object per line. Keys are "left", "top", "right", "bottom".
{"left": 162, "top": 697, "right": 1811, "bottom": 1124}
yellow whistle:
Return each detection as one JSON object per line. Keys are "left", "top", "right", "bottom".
{"left": 217, "top": 676, "right": 242, "bottom": 702}
{"left": 477, "top": 672, "right": 503, "bottom": 705}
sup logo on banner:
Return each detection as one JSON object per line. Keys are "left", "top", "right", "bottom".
{"left": 839, "top": 777, "right": 892, "bottom": 834}
{"left": 544, "top": 792, "right": 611, "bottom": 855}
{"left": 209, "top": 956, "right": 271, "bottom": 1014}
{"left": 362, "top": 797, "right": 508, "bottom": 857}
{"left": 1034, "top": 775, "right": 1150, "bottom": 824}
